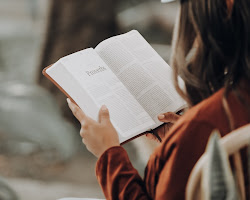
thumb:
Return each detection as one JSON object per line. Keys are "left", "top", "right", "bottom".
{"left": 99, "top": 105, "right": 110, "bottom": 124}
{"left": 158, "top": 112, "right": 180, "bottom": 123}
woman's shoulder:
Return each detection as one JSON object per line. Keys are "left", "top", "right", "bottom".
{"left": 156, "top": 87, "right": 249, "bottom": 158}
{"left": 181, "top": 88, "right": 226, "bottom": 126}
{"left": 173, "top": 88, "right": 227, "bottom": 135}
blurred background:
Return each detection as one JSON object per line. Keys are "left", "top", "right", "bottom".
{"left": 0, "top": 0, "right": 178, "bottom": 199}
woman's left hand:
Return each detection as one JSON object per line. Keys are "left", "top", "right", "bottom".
{"left": 67, "top": 98, "right": 120, "bottom": 158}
{"left": 145, "top": 112, "right": 181, "bottom": 142}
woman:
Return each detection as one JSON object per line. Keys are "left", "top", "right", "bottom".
{"left": 67, "top": 0, "right": 250, "bottom": 199}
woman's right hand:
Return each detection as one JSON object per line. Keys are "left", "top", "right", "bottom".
{"left": 146, "top": 112, "right": 181, "bottom": 142}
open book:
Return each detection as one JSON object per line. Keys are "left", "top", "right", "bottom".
{"left": 43, "top": 30, "right": 186, "bottom": 144}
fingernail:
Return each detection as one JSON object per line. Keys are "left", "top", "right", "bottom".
{"left": 67, "top": 98, "right": 71, "bottom": 104}
{"left": 101, "top": 105, "right": 107, "bottom": 111}
{"left": 158, "top": 114, "right": 165, "bottom": 119}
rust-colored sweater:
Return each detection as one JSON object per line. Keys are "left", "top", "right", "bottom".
{"left": 96, "top": 88, "right": 249, "bottom": 200}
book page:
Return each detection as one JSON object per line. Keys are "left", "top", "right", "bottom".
{"left": 95, "top": 30, "right": 186, "bottom": 126}
{"left": 58, "top": 48, "right": 154, "bottom": 142}
{"left": 46, "top": 61, "right": 99, "bottom": 121}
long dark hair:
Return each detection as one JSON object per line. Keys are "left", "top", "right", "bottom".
{"left": 171, "top": 0, "right": 250, "bottom": 107}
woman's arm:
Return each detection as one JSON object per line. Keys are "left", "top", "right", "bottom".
{"left": 67, "top": 98, "right": 213, "bottom": 200}
{"left": 146, "top": 112, "right": 181, "bottom": 142}
{"left": 67, "top": 99, "right": 152, "bottom": 199}
{"left": 96, "top": 146, "right": 152, "bottom": 200}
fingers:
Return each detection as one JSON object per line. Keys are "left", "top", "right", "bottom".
{"left": 80, "top": 127, "right": 85, "bottom": 138}
{"left": 145, "top": 133, "right": 155, "bottom": 140}
{"left": 98, "top": 105, "right": 110, "bottom": 124}
{"left": 67, "top": 99, "right": 110, "bottom": 126}
{"left": 67, "top": 98, "right": 86, "bottom": 125}
{"left": 145, "top": 133, "right": 161, "bottom": 143}
{"left": 158, "top": 112, "right": 180, "bottom": 123}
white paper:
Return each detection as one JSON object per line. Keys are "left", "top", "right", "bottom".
{"left": 96, "top": 30, "right": 186, "bottom": 123}
{"left": 47, "top": 48, "right": 154, "bottom": 143}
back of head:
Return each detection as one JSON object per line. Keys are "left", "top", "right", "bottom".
{"left": 171, "top": 0, "right": 250, "bottom": 106}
